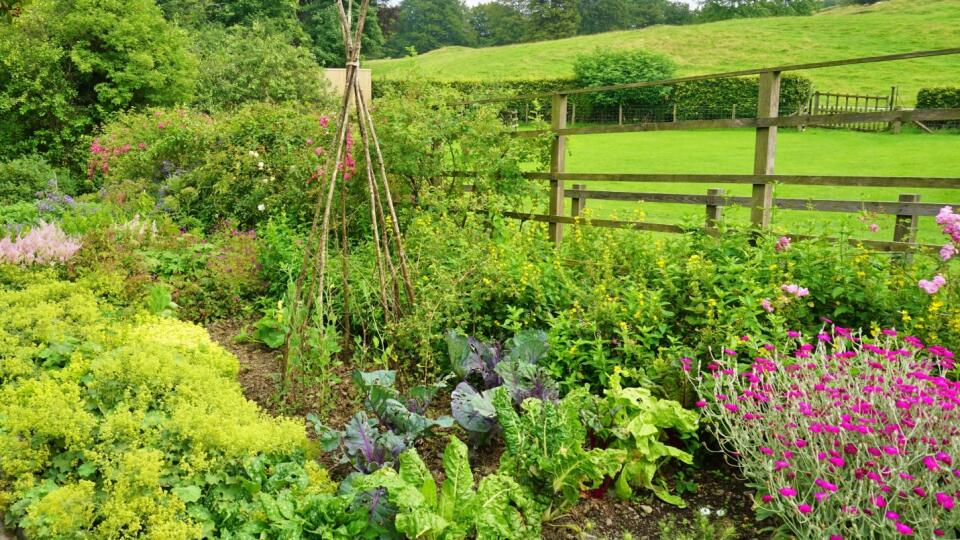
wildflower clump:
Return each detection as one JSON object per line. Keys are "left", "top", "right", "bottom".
{"left": 0, "top": 221, "right": 81, "bottom": 265}
{"left": 689, "top": 328, "right": 960, "bottom": 538}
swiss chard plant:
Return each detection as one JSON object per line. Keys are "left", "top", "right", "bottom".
{"left": 582, "top": 370, "right": 699, "bottom": 506}
{"left": 492, "top": 387, "right": 626, "bottom": 520}
{"left": 311, "top": 370, "right": 453, "bottom": 474}
{"left": 446, "top": 329, "right": 558, "bottom": 441}
{"left": 349, "top": 436, "right": 542, "bottom": 540}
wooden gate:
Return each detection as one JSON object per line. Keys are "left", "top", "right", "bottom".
{"left": 804, "top": 87, "right": 898, "bottom": 131}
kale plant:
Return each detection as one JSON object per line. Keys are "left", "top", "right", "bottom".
{"left": 446, "top": 330, "right": 558, "bottom": 440}
{"left": 310, "top": 370, "right": 453, "bottom": 474}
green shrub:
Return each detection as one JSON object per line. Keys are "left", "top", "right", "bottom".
{"left": 572, "top": 48, "right": 676, "bottom": 109}
{"left": 91, "top": 103, "right": 334, "bottom": 229}
{"left": 0, "top": 277, "right": 352, "bottom": 537}
{"left": 190, "top": 23, "right": 333, "bottom": 112}
{"left": 917, "top": 87, "right": 960, "bottom": 128}
{"left": 672, "top": 74, "right": 813, "bottom": 117}
{"left": 0, "top": 0, "right": 197, "bottom": 167}
{"left": 318, "top": 210, "right": 954, "bottom": 403}
{"left": 0, "top": 156, "right": 74, "bottom": 206}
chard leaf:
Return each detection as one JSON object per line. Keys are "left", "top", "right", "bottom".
{"left": 439, "top": 436, "right": 475, "bottom": 523}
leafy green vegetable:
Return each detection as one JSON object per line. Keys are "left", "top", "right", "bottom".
{"left": 583, "top": 371, "right": 699, "bottom": 506}
{"left": 349, "top": 436, "right": 541, "bottom": 540}
{"left": 493, "top": 388, "right": 625, "bottom": 518}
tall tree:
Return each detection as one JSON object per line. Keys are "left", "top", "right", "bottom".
{"left": 385, "top": 0, "right": 471, "bottom": 56}
{"left": 699, "top": 0, "right": 819, "bottom": 21}
{"left": 526, "top": 0, "right": 579, "bottom": 41}
{"left": 469, "top": 1, "right": 526, "bottom": 46}
{"left": 578, "top": 0, "right": 630, "bottom": 34}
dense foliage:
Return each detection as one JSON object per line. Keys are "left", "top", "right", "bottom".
{"left": 0, "top": 0, "right": 197, "bottom": 166}
{"left": 917, "top": 87, "right": 960, "bottom": 129}
{"left": 573, "top": 48, "right": 676, "bottom": 109}
{"left": 190, "top": 24, "right": 332, "bottom": 111}
{"left": 0, "top": 276, "right": 346, "bottom": 537}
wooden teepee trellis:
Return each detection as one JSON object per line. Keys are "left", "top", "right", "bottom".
{"left": 283, "top": 0, "right": 414, "bottom": 387}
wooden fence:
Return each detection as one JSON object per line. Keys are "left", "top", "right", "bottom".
{"left": 454, "top": 48, "right": 960, "bottom": 252}
{"left": 804, "top": 88, "right": 897, "bottom": 132}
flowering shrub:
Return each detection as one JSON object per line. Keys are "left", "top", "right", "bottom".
{"left": 690, "top": 328, "right": 960, "bottom": 538}
{"left": 0, "top": 221, "right": 81, "bottom": 265}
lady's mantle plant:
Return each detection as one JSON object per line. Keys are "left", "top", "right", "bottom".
{"left": 689, "top": 328, "right": 960, "bottom": 538}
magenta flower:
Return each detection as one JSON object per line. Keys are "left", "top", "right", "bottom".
{"left": 779, "top": 486, "right": 797, "bottom": 497}
{"left": 935, "top": 492, "right": 954, "bottom": 510}
{"left": 894, "top": 522, "right": 913, "bottom": 535}
{"left": 798, "top": 503, "right": 812, "bottom": 513}
{"left": 695, "top": 399, "right": 707, "bottom": 408}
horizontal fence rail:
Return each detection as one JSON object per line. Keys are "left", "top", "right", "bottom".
{"left": 446, "top": 48, "right": 960, "bottom": 251}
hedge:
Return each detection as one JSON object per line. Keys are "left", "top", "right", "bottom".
{"left": 373, "top": 74, "right": 814, "bottom": 122}
{"left": 917, "top": 87, "right": 960, "bottom": 128}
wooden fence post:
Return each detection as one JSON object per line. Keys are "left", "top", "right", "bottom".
{"left": 549, "top": 93, "right": 568, "bottom": 245}
{"left": 705, "top": 188, "right": 725, "bottom": 232}
{"left": 751, "top": 71, "right": 781, "bottom": 229}
{"left": 893, "top": 193, "right": 920, "bottom": 260}
{"left": 571, "top": 184, "right": 586, "bottom": 218}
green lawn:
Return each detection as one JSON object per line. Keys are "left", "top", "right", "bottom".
{"left": 532, "top": 128, "right": 960, "bottom": 244}
{"left": 368, "top": 0, "right": 960, "bottom": 104}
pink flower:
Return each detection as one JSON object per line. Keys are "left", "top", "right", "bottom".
{"left": 761, "top": 298, "right": 774, "bottom": 313}
{"left": 695, "top": 399, "right": 707, "bottom": 408}
{"left": 798, "top": 503, "right": 812, "bottom": 513}
{"left": 894, "top": 522, "right": 913, "bottom": 535}
{"left": 886, "top": 511, "right": 900, "bottom": 520}
{"left": 923, "top": 456, "right": 940, "bottom": 471}
{"left": 941, "top": 243, "right": 956, "bottom": 261}
{"left": 935, "top": 492, "right": 954, "bottom": 510}
{"left": 724, "top": 403, "right": 739, "bottom": 413}
{"left": 918, "top": 274, "right": 946, "bottom": 295}
{"left": 761, "top": 494, "right": 773, "bottom": 503}
{"left": 775, "top": 236, "right": 791, "bottom": 252}
{"left": 815, "top": 479, "right": 838, "bottom": 492}
{"left": 779, "top": 486, "right": 797, "bottom": 497}
{"left": 869, "top": 223, "right": 880, "bottom": 233}
{"left": 319, "top": 116, "right": 330, "bottom": 128}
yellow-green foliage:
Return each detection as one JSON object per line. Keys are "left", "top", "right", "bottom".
{"left": 0, "top": 277, "right": 330, "bottom": 538}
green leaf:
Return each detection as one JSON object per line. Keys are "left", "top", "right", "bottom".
{"left": 174, "top": 485, "right": 203, "bottom": 503}
{"left": 439, "top": 436, "right": 475, "bottom": 523}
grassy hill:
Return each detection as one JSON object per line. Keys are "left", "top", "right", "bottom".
{"left": 367, "top": 0, "right": 960, "bottom": 104}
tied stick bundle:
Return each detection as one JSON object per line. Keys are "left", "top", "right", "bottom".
{"left": 283, "top": 0, "right": 415, "bottom": 389}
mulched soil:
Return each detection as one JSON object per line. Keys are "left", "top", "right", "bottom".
{"left": 207, "top": 319, "right": 775, "bottom": 540}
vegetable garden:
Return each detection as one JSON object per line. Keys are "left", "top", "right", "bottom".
{"left": 3, "top": 2, "right": 960, "bottom": 539}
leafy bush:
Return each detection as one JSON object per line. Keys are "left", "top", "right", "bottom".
{"left": 0, "top": 0, "right": 197, "bottom": 166}
{"left": 0, "top": 156, "right": 74, "bottom": 205}
{"left": 917, "top": 87, "right": 960, "bottom": 129}
{"left": 0, "top": 277, "right": 360, "bottom": 537}
{"left": 493, "top": 388, "right": 626, "bottom": 518}
{"left": 672, "top": 74, "right": 813, "bottom": 118}
{"left": 333, "top": 211, "right": 954, "bottom": 404}
{"left": 91, "top": 103, "right": 334, "bottom": 229}
{"left": 190, "top": 23, "right": 332, "bottom": 112}
{"left": 690, "top": 328, "right": 960, "bottom": 538}
{"left": 572, "top": 48, "right": 676, "bottom": 109}
{"left": 351, "top": 436, "right": 542, "bottom": 539}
